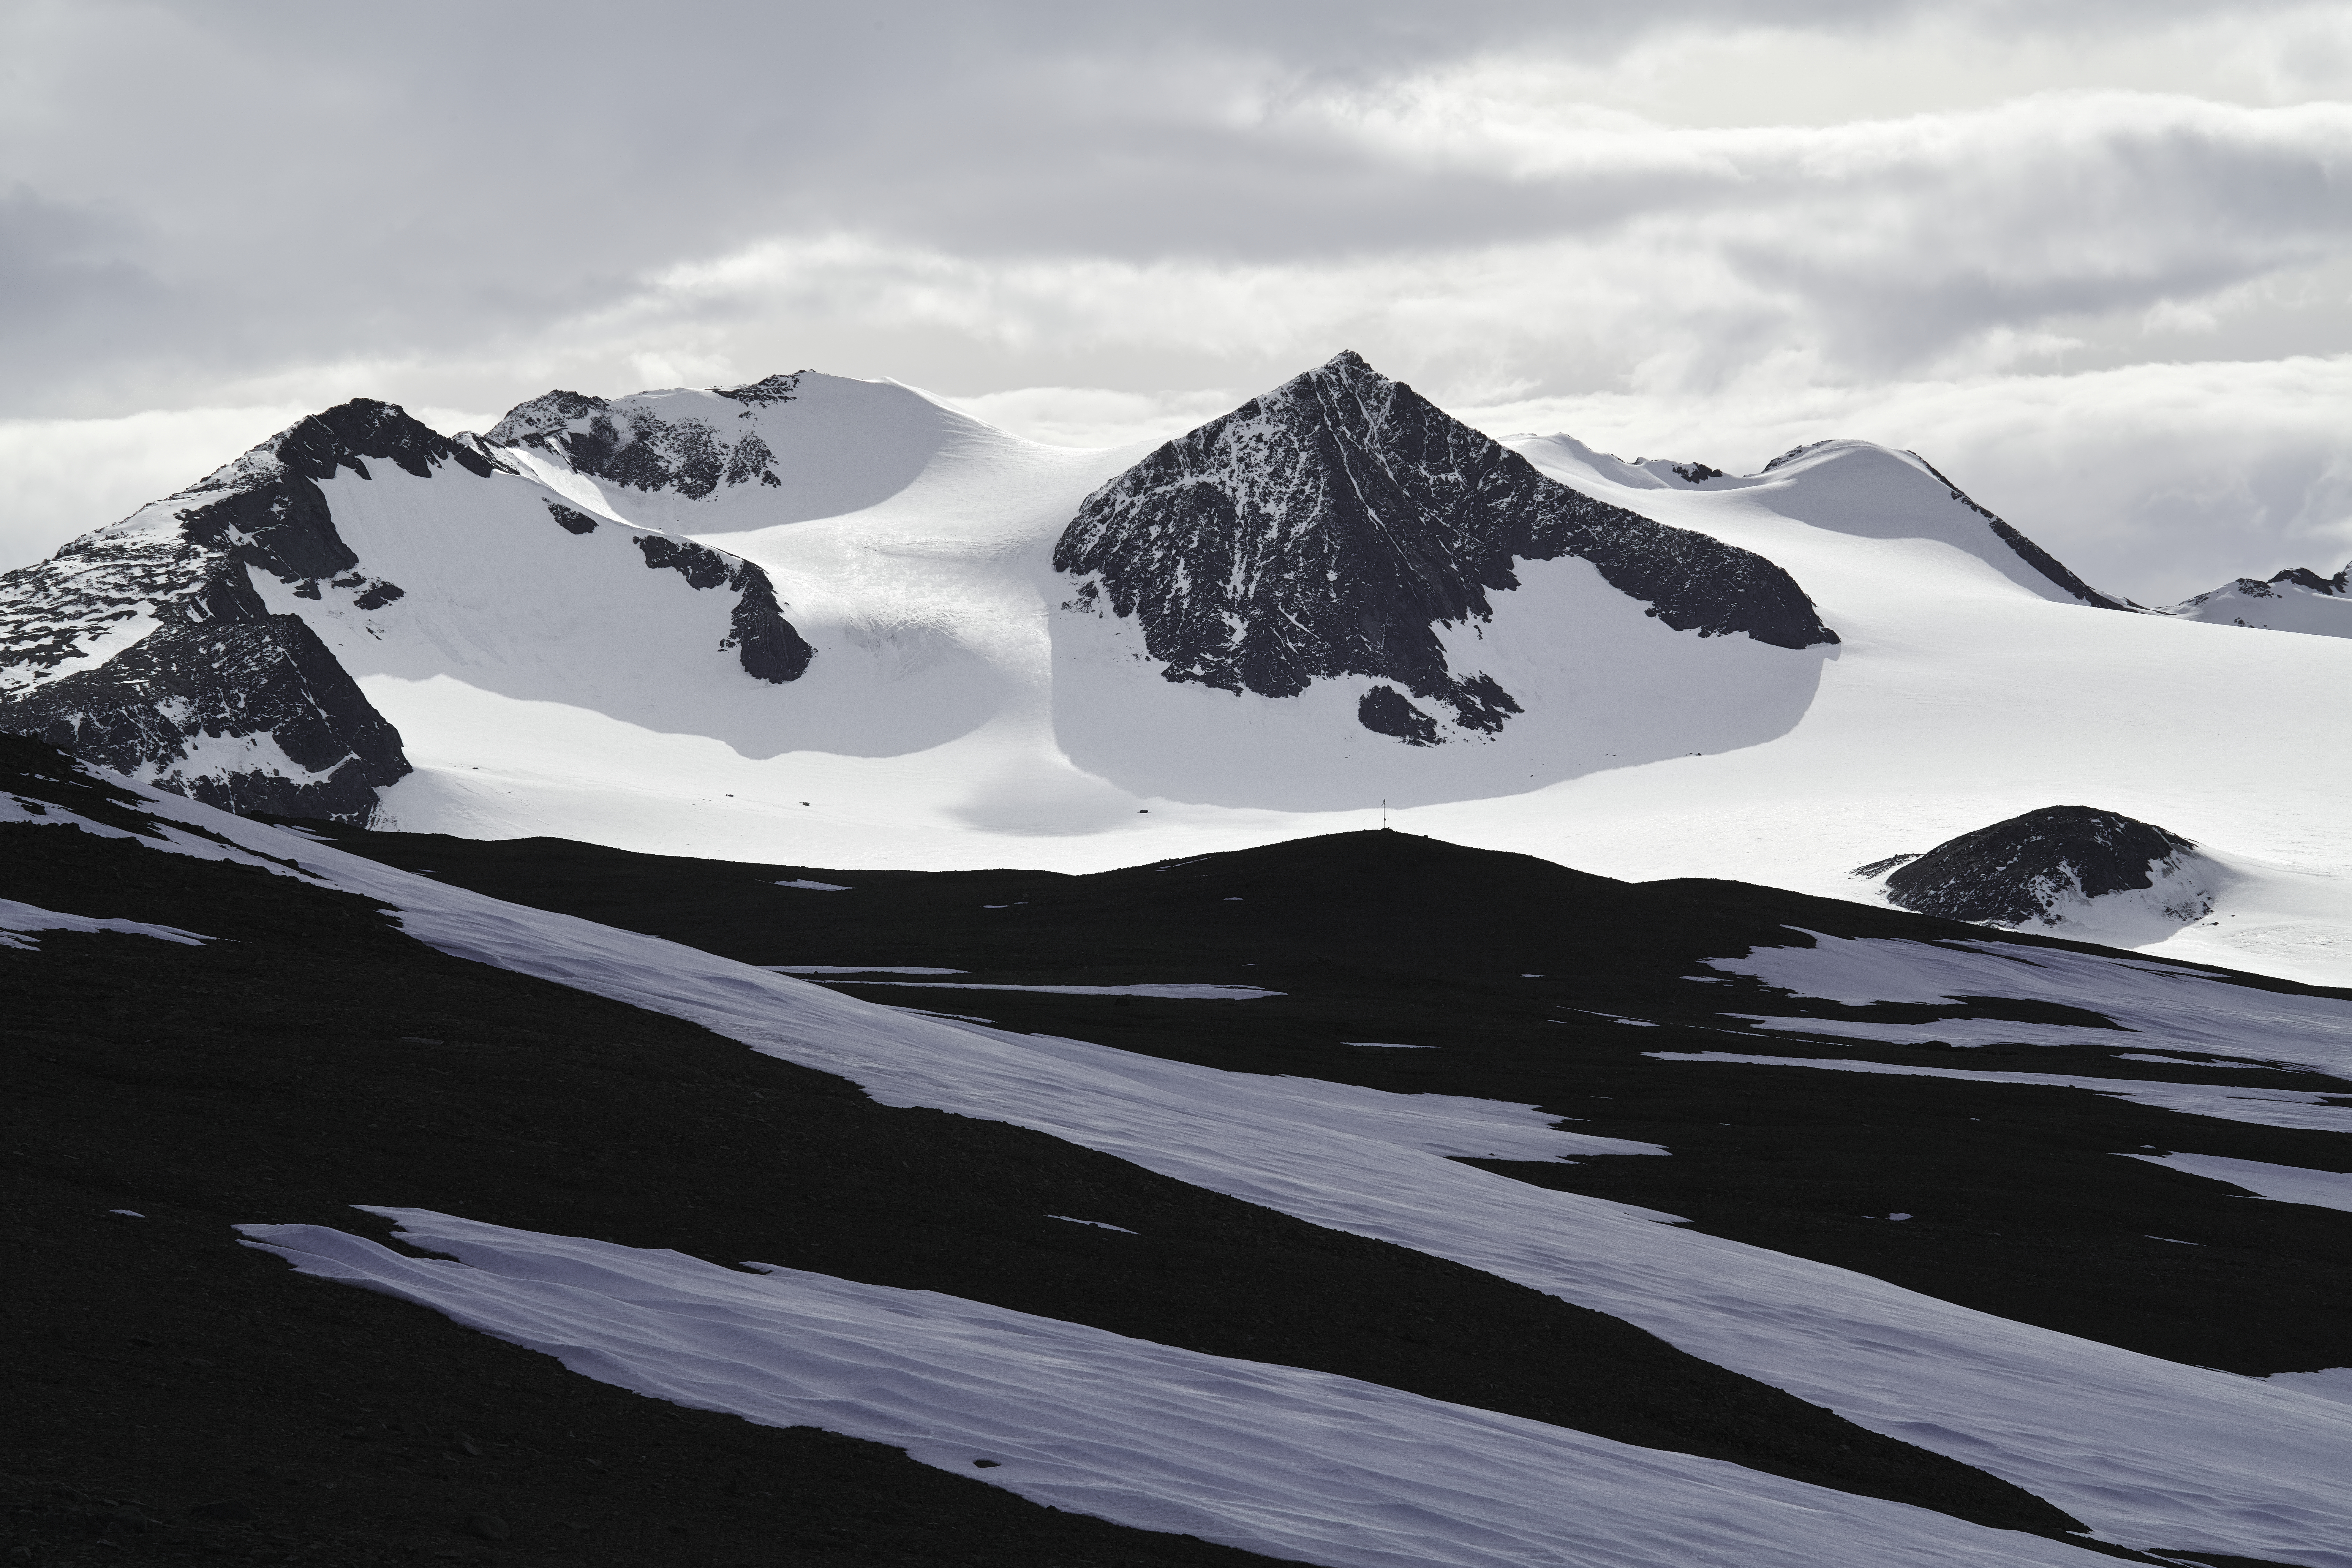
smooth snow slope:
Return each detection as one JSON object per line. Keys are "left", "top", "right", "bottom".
{"left": 321, "top": 382, "right": 2352, "bottom": 986}
{"left": 17, "top": 772, "right": 2352, "bottom": 1568}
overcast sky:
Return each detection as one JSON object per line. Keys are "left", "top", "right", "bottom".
{"left": 3, "top": 0, "right": 2349, "bottom": 599}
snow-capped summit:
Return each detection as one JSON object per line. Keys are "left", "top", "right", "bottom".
{"left": 2162, "top": 563, "right": 2352, "bottom": 637}
{"left": 479, "top": 370, "right": 1019, "bottom": 533}
{"left": 0, "top": 396, "right": 812, "bottom": 820}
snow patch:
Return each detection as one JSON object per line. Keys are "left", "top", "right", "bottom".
{"left": 0, "top": 896, "right": 211, "bottom": 951}
{"left": 2121, "top": 1152, "right": 2352, "bottom": 1215}
{"left": 242, "top": 1209, "right": 2120, "bottom": 1568}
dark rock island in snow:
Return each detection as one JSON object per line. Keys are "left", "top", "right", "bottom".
{"left": 1056, "top": 352, "right": 1837, "bottom": 744}
{"left": 1873, "top": 805, "right": 2210, "bottom": 927}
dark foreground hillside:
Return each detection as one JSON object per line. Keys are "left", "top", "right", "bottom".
{"left": 309, "top": 820, "right": 2352, "bottom": 1381}
{"left": 3, "top": 735, "right": 2093, "bottom": 1564}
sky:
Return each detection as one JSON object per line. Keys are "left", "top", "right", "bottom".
{"left": 2, "top": 0, "right": 2349, "bottom": 601}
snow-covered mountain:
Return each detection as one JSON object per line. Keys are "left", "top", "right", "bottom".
{"left": 0, "top": 398, "right": 809, "bottom": 818}
{"left": 2162, "top": 563, "right": 2352, "bottom": 637}
{"left": 3, "top": 353, "right": 2350, "bottom": 986}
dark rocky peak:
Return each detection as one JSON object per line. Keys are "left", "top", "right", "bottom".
{"left": 486, "top": 390, "right": 613, "bottom": 446}
{"left": 1867, "top": 805, "right": 2204, "bottom": 927}
{"left": 2268, "top": 566, "right": 2343, "bottom": 595}
{"left": 266, "top": 399, "right": 495, "bottom": 484}
{"left": 1056, "top": 351, "right": 1835, "bottom": 744}
{"left": 164, "top": 399, "right": 490, "bottom": 594}
{"left": 714, "top": 371, "right": 806, "bottom": 407}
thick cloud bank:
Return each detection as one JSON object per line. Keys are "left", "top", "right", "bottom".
{"left": 2, "top": 2, "right": 2346, "bottom": 596}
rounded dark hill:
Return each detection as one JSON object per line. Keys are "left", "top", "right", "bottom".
{"left": 1880, "top": 806, "right": 2201, "bottom": 926}
{"left": 304, "top": 822, "right": 2009, "bottom": 1002}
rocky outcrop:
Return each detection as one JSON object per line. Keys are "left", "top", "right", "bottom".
{"left": 1871, "top": 806, "right": 2208, "bottom": 927}
{"left": 635, "top": 536, "right": 814, "bottom": 684}
{"left": 1056, "top": 351, "right": 1836, "bottom": 743}
{"left": 0, "top": 612, "right": 407, "bottom": 820}
{"left": 487, "top": 383, "right": 792, "bottom": 498}
{"left": 0, "top": 398, "right": 489, "bottom": 820}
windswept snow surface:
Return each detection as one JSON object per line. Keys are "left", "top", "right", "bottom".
{"left": 2122, "top": 1152, "right": 2352, "bottom": 1215}
{"left": 243, "top": 1210, "right": 2119, "bottom": 1568}
{"left": 0, "top": 895, "right": 210, "bottom": 950}
{"left": 47, "top": 778, "right": 2352, "bottom": 1568}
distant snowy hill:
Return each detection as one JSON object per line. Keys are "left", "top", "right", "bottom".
{"left": 3, "top": 353, "right": 2350, "bottom": 986}
{"left": 2161, "top": 563, "right": 2352, "bottom": 637}
{"left": 1544, "top": 435, "right": 2130, "bottom": 611}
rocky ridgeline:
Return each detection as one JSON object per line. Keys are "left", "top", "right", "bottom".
{"left": 1056, "top": 351, "right": 1837, "bottom": 746}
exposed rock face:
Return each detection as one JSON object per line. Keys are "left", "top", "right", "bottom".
{"left": 635, "top": 536, "right": 814, "bottom": 684}
{"left": 2, "top": 387, "right": 822, "bottom": 820}
{"left": 0, "top": 399, "right": 472, "bottom": 820}
{"left": 0, "top": 613, "right": 406, "bottom": 820}
{"left": 1056, "top": 351, "right": 1836, "bottom": 743}
{"left": 487, "top": 379, "right": 798, "bottom": 498}
{"left": 1877, "top": 806, "right": 2208, "bottom": 926}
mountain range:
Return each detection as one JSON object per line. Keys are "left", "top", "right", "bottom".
{"left": 3, "top": 351, "right": 2347, "bottom": 987}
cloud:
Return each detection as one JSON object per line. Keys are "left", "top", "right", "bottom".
{"left": 0, "top": 2, "right": 2346, "bottom": 591}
